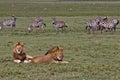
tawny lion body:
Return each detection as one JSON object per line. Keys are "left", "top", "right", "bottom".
{"left": 32, "top": 46, "right": 68, "bottom": 64}
{"left": 13, "top": 42, "right": 33, "bottom": 63}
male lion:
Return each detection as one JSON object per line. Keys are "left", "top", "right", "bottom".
{"left": 13, "top": 42, "right": 33, "bottom": 63}
{"left": 32, "top": 46, "right": 68, "bottom": 64}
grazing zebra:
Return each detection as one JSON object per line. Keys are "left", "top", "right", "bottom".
{"left": 0, "top": 15, "right": 17, "bottom": 30}
{"left": 28, "top": 17, "right": 46, "bottom": 32}
{"left": 52, "top": 18, "right": 68, "bottom": 33}
{"left": 86, "top": 17, "right": 101, "bottom": 34}
{"left": 99, "top": 17, "right": 119, "bottom": 32}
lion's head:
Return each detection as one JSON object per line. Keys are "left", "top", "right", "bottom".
{"left": 45, "top": 46, "right": 64, "bottom": 61}
{"left": 13, "top": 42, "right": 24, "bottom": 54}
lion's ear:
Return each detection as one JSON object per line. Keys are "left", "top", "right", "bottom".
{"left": 14, "top": 42, "right": 20, "bottom": 47}
{"left": 21, "top": 44, "right": 24, "bottom": 47}
{"left": 57, "top": 46, "right": 62, "bottom": 50}
{"left": 14, "top": 42, "right": 24, "bottom": 47}
{"left": 20, "top": 43, "right": 24, "bottom": 47}
{"left": 56, "top": 46, "right": 60, "bottom": 50}
{"left": 52, "top": 46, "right": 59, "bottom": 52}
{"left": 17, "top": 42, "right": 21, "bottom": 45}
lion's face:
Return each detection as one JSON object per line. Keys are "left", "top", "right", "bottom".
{"left": 56, "top": 50, "right": 63, "bottom": 61}
{"left": 14, "top": 42, "right": 24, "bottom": 54}
{"left": 52, "top": 46, "right": 64, "bottom": 61}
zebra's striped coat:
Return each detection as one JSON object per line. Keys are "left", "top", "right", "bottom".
{"left": 52, "top": 18, "right": 68, "bottom": 33}
{"left": 0, "top": 15, "right": 17, "bottom": 30}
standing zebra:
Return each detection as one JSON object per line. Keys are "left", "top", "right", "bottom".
{"left": 0, "top": 15, "right": 17, "bottom": 30}
{"left": 52, "top": 18, "right": 68, "bottom": 33}
{"left": 28, "top": 17, "right": 46, "bottom": 32}
{"left": 86, "top": 17, "right": 101, "bottom": 34}
{"left": 99, "top": 17, "right": 119, "bottom": 32}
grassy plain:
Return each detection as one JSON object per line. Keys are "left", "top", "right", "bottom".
{"left": 0, "top": 0, "right": 120, "bottom": 80}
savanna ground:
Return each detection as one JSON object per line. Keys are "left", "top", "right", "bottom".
{"left": 0, "top": 0, "right": 120, "bottom": 80}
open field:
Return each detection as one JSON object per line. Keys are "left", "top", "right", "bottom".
{"left": 0, "top": 0, "right": 120, "bottom": 16}
{"left": 0, "top": 0, "right": 120, "bottom": 80}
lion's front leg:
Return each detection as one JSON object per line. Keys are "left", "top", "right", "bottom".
{"left": 24, "top": 55, "right": 33, "bottom": 63}
{"left": 52, "top": 60, "right": 69, "bottom": 64}
{"left": 23, "top": 60, "right": 32, "bottom": 63}
{"left": 13, "top": 59, "right": 21, "bottom": 63}
{"left": 51, "top": 60, "right": 59, "bottom": 63}
{"left": 59, "top": 61, "right": 69, "bottom": 64}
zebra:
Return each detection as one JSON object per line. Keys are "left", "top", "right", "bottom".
{"left": 86, "top": 17, "right": 101, "bottom": 34}
{"left": 34, "top": 17, "right": 43, "bottom": 22}
{"left": 52, "top": 18, "right": 68, "bottom": 33}
{"left": 0, "top": 15, "right": 17, "bottom": 30}
{"left": 99, "top": 17, "right": 119, "bottom": 32}
{"left": 28, "top": 17, "right": 46, "bottom": 32}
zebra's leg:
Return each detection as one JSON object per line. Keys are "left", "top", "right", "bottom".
{"left": 11, "top": 26, "right": 15, "bottom": 32}
{"left": 56, "top": 27, "right": 59, "bottom": 34}
{"left": 100, "top": 26, "right": 104, "bottom": 34}
{"left": 11, "top": 24, "right": 15, "bottom": 31}
{"left": 92, "top": 28, "right": 96, "bottom": 34}
{"left": 40, "top": 26, "right": 44, "bottom": 32}
{"left": 63, "top": 27, "right": 67, "bottom": 33}
{"left": 61, "top": 27, "right": 65, "bottom": 33}
{"left": 113, "top": 26, "right": 116, "bottom": 32}
{"left": 86, "top": 26, "right": 91, "bottom": 34}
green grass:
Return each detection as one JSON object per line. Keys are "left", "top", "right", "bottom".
{"left": 0, "top": 16, "right": 120, "bottom": 80}
{"left": 0, "top": 1, "right": 120, "bottom": 16}
{"left": 0, "top": 0, "right": 120, "bottom": 80}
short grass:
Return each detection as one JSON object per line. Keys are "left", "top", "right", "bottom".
{"left": 0, "top": 0, "right": 120, "bottom": 80}
{"left": 0, "top": 0, "right": 120, "bottom": 16}
{"left": 0, "top": 16, "right": 120, "bottom": 80}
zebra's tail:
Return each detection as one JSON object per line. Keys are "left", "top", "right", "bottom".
{"left": 43, "top": 23, "right": 46, "bottom": 27}
{"left": 117, "top": 20, "right": 119, "bottom": 25}
{"left": 64, "top": 25, "right": 68, "bottom": 27}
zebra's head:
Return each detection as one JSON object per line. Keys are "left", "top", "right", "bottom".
{"left": 12, "top": 15, "right": 17, "bottom": 21}
{"left": 52, "top": 18, "right": 57, "bottom": 24}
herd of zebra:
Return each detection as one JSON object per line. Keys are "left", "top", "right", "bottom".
{"left": 0, "top": 15, "right": 119, "bottom": 33}
{"left": 86, "top": 16, "right": 119, "bottom": 34}
{"left": 0, "top": 15, "right": 68, "bottom": 33}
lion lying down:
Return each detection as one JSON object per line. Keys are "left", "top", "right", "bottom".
{"left": 31, "top": 46, "right": 69, "bottom": 64}
{"left": 13, "top": 42, "right": 68, "bottom": 64}
{"left": 13, "top": 42, "right": 33, "bottom": 63}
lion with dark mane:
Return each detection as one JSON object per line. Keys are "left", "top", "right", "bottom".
{"left": 13, "top": 42, "right": 33, "bottom": 63}
{"left": 31, "top": 46, "right": 68, "bottom": 64}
